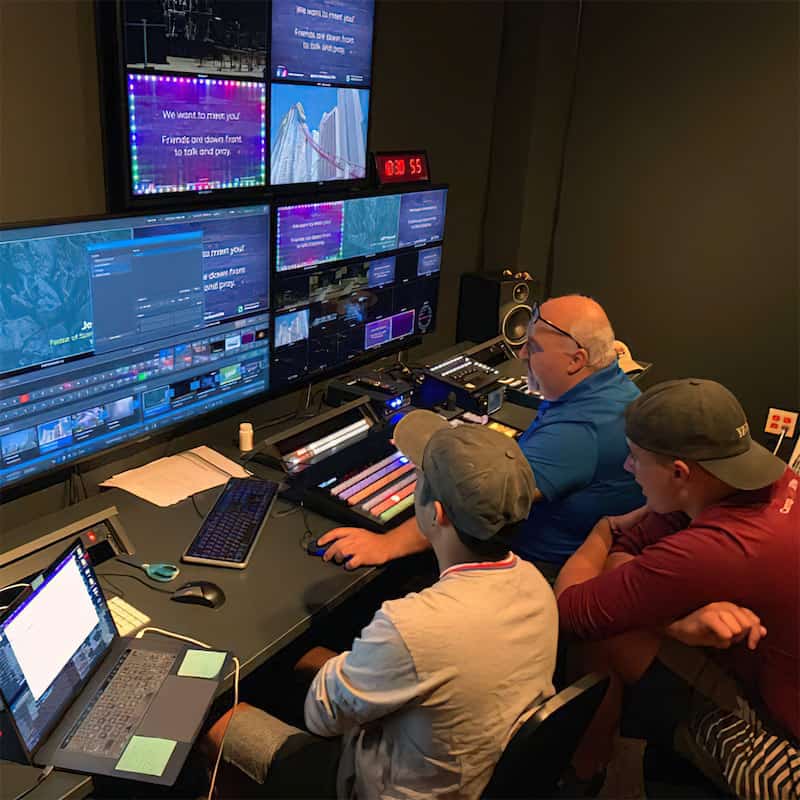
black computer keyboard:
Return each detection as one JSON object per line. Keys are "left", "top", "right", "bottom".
{"left": 182, "top": 477, "right": 279, "bottom": 568}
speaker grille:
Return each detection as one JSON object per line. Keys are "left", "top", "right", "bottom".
{"left": 502, "top": 305, "right": 532, "bottom": 346}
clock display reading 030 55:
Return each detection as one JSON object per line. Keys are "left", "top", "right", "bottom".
{"left": 374, "top": 152, "right": 430, "bottom": 184}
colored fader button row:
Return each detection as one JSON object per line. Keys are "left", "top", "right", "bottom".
{"left": 326, "top": 450, "right": 416, "bottom": 523}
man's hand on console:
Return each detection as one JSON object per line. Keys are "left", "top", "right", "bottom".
{"left": 666, "top": 602, "right": 767, "bottom": 651}
{"left": 318, "top": 527, "right": 393, "bottom": 569}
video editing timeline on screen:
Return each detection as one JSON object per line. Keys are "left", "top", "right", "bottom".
{"left": 0, "top": 205, "right": 271, "bottom": 490}
{"left": 257, "top": 399, "right": 417, "bottom": 532}
{"left": 107, "top": 0, "right": 375, "bottom": 203}
{"left": 271, "top": 188, "right": 447, "bottom": 387}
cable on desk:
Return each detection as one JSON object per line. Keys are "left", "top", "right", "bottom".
{"left": 0, "top": 582, "right": 31, "bottom": 612}
{"left": 101, "top": 573, "right": 173, "bottom": 595}
{"left": 98, "top": 573, "right": 127, "bottom": 599}
{"left": 11, "top": 764, "right": 53, "bottom": 800}
{"left": 253, "top": 410, "right": 298, "bottom": 433}
{"left": 134, "top": 627, "right": 240, "bottom": 800}
{"left": 191, "top": 492, "right": 207, "bottom": 519}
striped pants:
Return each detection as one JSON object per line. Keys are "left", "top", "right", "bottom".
{"left": 657, "top": 640, "right": 800, "bottom": 800}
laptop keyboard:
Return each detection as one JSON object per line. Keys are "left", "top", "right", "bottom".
{"left": 62, "top": 648, "right": 176, "bottom": 759}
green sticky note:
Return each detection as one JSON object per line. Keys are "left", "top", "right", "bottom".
{"left": 177, "top": 649, "right": 226, "bottom": 679}
{"left": 115, "top": 736, "right": 176, "bottom": 777}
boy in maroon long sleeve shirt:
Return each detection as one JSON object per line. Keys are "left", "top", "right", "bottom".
{"left": 556, "top": 379, "right": 799, "bottom": 798}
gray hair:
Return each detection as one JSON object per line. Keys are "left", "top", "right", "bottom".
{"left": 569, "top": 312, "right": 617, "bottom": 369}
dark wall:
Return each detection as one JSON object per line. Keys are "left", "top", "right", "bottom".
{"left": 371, "top": 1, "right": 504, "bottom": 355}
{"left": 0, "top": 2, "right": 105, "bottom": 222}
{"left": 485, "top": 1, "right": 799, "bottom": 441}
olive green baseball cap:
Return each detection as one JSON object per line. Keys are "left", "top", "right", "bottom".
{"left": 393, "top": 410, "right": 537, "bottom": 540}
{"left": 625, "top": 378, "right": 786, "bottom": 491}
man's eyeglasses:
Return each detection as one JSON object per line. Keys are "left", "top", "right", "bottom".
{"left": 529, "top": 302, "right": 588, "bottom": 352}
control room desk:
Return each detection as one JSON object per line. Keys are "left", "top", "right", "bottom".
{"left": 5, "top": 480, "right": 387, "bottom": 696}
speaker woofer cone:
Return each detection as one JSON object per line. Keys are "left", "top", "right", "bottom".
{"left": 502, "top": 304, "right": 532, "bottom": 346}
{"left": 512, "top": 283, "right": 530, "bottom": 303}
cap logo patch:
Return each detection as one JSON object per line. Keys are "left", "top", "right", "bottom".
{"left": 735, "top": 423, "right": 749, "bottom": 439}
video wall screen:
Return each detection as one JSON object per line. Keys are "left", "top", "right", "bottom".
{"left": 102, "top": 0, "right": 375, "bottom": 206}
{"left": 269, "top": 0, "right": 373, "bottom": 185}
{"left": 271, "top": 188, "right": 446, "bottom": 387}
{"left": 0, "top": 205, "right": 270, "bottom": 490}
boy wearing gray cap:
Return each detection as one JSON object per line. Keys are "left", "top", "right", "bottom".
{"left": 555, "top": 379, "right": 798, "bottom": 797}
{"left": 203, "top": 411, "right": 558, "bottom": 799}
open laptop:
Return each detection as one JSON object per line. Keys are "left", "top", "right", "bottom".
{"left": 0, "top": 538, "right": 226, "bottom": 785}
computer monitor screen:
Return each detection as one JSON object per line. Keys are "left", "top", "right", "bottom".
{"left": 270, "top": 83, "right": 369, "bottom": 185}
{"left": 271, "top": 188, "right": 445, "bottom": 386}
{"left": 118, "top": 1, "right": 269, "bottom": 199}
{"left": 127, "top": 73, "right": 267, "bottom": 195}
{"left": 0, "top": 205, "right": 270, "bottom": 491}
{"left": 0, "top": 541, "right": 115, "bottom": 754}
{"left": 103, "top": 1, "right": 372, "bottom": 204}
{"left": 270, "top": 0, "right": 374, "bottom": 86}
{"left": 269, "top": 0, "right": 373, "bottom": 186}
{"left": 124, "top": 1, "right": 268, "bottom": 80}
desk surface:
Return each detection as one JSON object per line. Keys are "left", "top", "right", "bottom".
{"left": 4, "top": 480, "right": 382, "bottom": 694}
{"left": 0, "top": 761, "right": 92, "bottom": 800}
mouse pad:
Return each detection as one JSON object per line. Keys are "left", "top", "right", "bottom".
{"left": 136, "top": 676, "right": 216, "bottom": 742}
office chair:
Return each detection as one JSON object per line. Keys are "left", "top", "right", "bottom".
{"left": 483, "top": 672, "right": 610, "bottom": 799}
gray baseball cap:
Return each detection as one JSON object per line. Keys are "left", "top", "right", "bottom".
{"left": 625, "top": 378, "right": 786, "bottom": 491}
{"left": 393, "top": 410, "right": 537, "bottom": 540}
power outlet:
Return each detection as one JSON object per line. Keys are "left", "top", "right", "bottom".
{"left": 765, "top": 408, "right": 798, "bottom": 438}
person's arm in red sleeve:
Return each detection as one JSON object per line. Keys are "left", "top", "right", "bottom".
{"left": 554, "top": 506, "right": 673, "bottom": 592}
{"left": 557, "top": 524, "right": 749, "bottom": 641}
{"left": 608, "top": 510, "right": 689, "bottom": 557}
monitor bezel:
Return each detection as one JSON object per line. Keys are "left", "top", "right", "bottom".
{"left": 0, "top": 201, "right": 273, "bottom": 503}
{"left": 267, "top": 182, "right": 447, "bottom": 397}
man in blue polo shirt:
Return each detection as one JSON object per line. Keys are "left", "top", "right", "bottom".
{"left": 512, "top": 295, "right": 644, "bottom": 579}
{"left": 318, "top": 295, "right": 643, "bottom": 580}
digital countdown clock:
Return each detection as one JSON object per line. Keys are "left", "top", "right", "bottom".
{"left": 373, "top": 151, "right": 430, "bottom": 185}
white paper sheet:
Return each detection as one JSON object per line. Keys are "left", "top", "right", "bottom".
{"left": 100, "top": 446, "right": 250, "bottom": 507}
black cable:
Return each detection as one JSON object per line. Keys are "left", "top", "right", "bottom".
{"left": 100, "top": 572, "right": 174, "bottom": 595}
{"left": 12, "top": 765, "right": 53, "bottom": 800}
{"left": 543, "top": 0, "right": 585, "bottom": 298}
{"left": 297, "top": 501, "right": 319, "bottom": 551}
{"left": 98, "top": 573, "right": 126, "bottom": 599}
{"left": 191, "top": 493, "right": 206, "bottom": 519}
{"left": 253, "top": 410, "right": 298, "bottom": 433}
{"left": 78, "top": 469, "right": 89, "bottom": 500}
{"left": 274, "top": 501, "right": 301, "bottom": 518}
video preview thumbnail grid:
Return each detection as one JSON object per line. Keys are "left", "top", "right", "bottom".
{"left": 276, "top": 189, "right": 446, "bottom": 272}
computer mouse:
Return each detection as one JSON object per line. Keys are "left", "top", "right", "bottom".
{"left": 170, "top": 581, "right": 226, "bottom": 609}
{"left": 306, "top": 538, "right": 330, "bottom": 557}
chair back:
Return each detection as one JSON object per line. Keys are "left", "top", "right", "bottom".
{"left": 483, "top": 672, "right": 610, "bottom": 799}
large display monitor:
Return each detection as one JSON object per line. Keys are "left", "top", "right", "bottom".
{"left": 96, "top": 0, "right": 375, "bottom": 209}
{"left": 270, "top": 0, "right": 373, "bottom": 186}
{"left": 0, "top": 205, "right": 270, "bottom": 492}
{"left": 270, "top": 187, "right": 446, "bottom": 387}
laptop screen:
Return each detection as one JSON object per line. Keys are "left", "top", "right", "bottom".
{"left": 0, "top": 540, "right": 116, "bottom": 754}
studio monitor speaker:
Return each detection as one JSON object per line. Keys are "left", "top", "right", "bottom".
{"left": 456, "top": 273, "right": 543, "bottom": 347}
